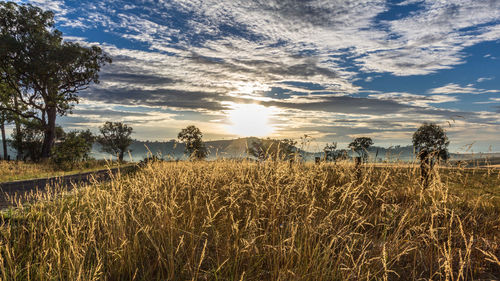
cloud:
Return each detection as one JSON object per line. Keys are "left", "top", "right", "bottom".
{"left": 474, "top": 97, "right": 500, "bottom": 104}
{"left": 429, "top": 83, "right": 500, "bottom": 94}
{"left": 83, "top": 86, "right": 232, "bottom": 112}
{"left": 100, "top": 73, "right": 177, "bottom": 86}
{"left": 477, "top": 77, "right": 494, "bottom": 83}
{"left": 368, "top": 92, "right": 458, "bottom": 107}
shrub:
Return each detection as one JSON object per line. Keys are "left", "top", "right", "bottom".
{"left": 52, "top": 130, "right": 94, "bottom": 169}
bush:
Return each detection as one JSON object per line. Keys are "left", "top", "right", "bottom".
{"left": 52, "top": 130, "right": 94, "bottom": 169}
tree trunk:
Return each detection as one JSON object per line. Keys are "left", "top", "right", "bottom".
{"left": 119, "top": 150, "right": 124, "bottom": 162}
{"left": 41, "top": 106, "right": 57, "bottom": 160}
{"left": 13, "top": 95, "right": 22, "bottom": 160}
{"left": 420, "top": 157, "right": 432, "bottom": 189}
{"left": 0, "top": 119, "right": 7, "bottom": 160}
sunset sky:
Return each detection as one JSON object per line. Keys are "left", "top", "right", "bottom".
{"left": 14, "top": 0, "right": 500, "bottom": 152}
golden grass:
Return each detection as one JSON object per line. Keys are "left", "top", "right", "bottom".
{"left": 0, "top": 160, "right": 128, "bottom": 182}
{"left": 0, "top": 160, "right": 499, "bottom": 280}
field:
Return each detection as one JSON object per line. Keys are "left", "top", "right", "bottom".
{"left": 0, "top": 160, "right": 127, "bottom": 183}
{"left": 0, "top": 161, "right": 499, "bottom": 280}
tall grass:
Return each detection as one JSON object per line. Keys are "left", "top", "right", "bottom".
{"left": 0, "top": 160, "right": 498, "bottom": 280}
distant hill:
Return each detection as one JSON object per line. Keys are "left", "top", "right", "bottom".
{"left": 96, "top": 138, "right": 420, "bottom": 162}
{"left": 119, "top": 139, "right": 497, "bottom": 163}
{"left": 122, "top": 137, "right": 261, "bottom": 161}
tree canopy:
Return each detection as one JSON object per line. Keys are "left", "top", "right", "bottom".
{"left": 0, "top": 1, "right": 111, "bottom": 159}
{"left": 412, "top": 123, "right": 449, "bottom": 163}
{"left": 52, "top": 129, "right": 95, "bottom": 169}
{"left": 97, "top": 122, "right": 133, "bottom": 162}
{"left": 177, "top": 125, "right": 208, "bottom": 160}
{"left": 349, "top": 137, "right": 373, "bottom": 162}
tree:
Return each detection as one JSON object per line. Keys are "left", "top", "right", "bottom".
{"left": 412, "top": 123, "right": 449, "bottom": 187}
{"left": 10, "top": 120, "right": 66, "bottom": 161}
{"left": 10, "top": 119, "right": 44, "bottom": 161}
{"left": 323, "top": 142, "right": 338, "bottom": 162}
{"left": 177, "top": 125, "right": 208, "bottom": 160}
{"left": 97, "top": 122, "right": 133, "bottom": 162}
{"left": 52, "top": 129, "right": 95, "bottom": 169}
{"left": 299, "top": 134, "right": 314, "bottom": 151}
{"left": 247, "top": 138, "right": 297, "bottom": 161}
{"left": 0, "top": 81, "right": 26, "bottom": 160}
{"left": 349, "top": 137, "right": 373, "bottom": 163}
{"left": 0, "top": 2, "right": 111, "bottom": 159}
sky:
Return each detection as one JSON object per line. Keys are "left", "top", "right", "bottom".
{"left": 13, "top": 0, "right": 500, "bottom": 152}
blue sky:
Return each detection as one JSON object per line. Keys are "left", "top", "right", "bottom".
{"left": 15, "top": 0, "right": 500, "bottom": 152}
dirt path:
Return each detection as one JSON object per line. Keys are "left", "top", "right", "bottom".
{"left": 0, "top": 165, "right": 137, "bottom": 209}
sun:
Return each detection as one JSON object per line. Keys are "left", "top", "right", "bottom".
{"left": 227, "top": 103, "right": 275, "bottom": 137}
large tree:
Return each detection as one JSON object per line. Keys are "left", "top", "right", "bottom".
{"left": 0, "top": 2, "right": 111, "bottom": 159}
{"left": 177, "top": 125, "right": 208, "bottom": 160}
{"left": 97, "top": 122, "right": 133, "bottom": 162}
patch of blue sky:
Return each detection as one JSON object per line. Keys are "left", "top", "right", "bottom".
{"left": 375, "top": 0, "right": 425, "bottom": 22}
{"left": 263, "top": 87, "right": 308, "bottom": 100}
{"left": 357, "top": 41, "right": 500, "bottom": 98}
{"left": 279, "top": 81, "right": 326, "bottom": 91}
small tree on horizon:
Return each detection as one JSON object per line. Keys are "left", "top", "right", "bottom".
{"left": 177, "top": 125, "right": 207, "bottom": 160}
{"left": 412, "top": 122, "right": 449, "bottom": 187}
{"left": 97, "top": 122, "right": 133, "bottom": 162}
{"left": 323, "top": 142, "right": 337, "bottom": 162}
{"left": 349, "top": 137, "right": 373, "bottom": 163}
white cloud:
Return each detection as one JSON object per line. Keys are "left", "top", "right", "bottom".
{"left": 474, "top": 97, "right": 500, "bottom": 104}
{"left": 429, "top": 83, "right": 500, "bottom": 94}
{"left": 368, "top": 92, "right": 458, "bottom": 107}
{"left": 477, "top": 77, "right": 494, "bottom": 83}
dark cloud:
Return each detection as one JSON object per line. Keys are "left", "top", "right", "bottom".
{"left": 73, "top": 109, "right": 148, "bottom": 117}
{"left": 189, "top": 54, "right": 339, "bottom": 80}
{"left": 266, "top": 61, "right": 338, "bottom": 79}
{"left": 253, "top": 0, "right": 375, "bottom": 28}
{"left": 82, "top": 87, "right": 232, "bottom": 111}
{"left": 263, "top": 95, "right": 411, "bottom": 115}
{"left": 100, "top": 73, "right": 176, "bottom": 85}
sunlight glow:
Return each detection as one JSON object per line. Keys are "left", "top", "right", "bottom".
{"left": 227, "top": 103, "right": 275, "bottom": 137}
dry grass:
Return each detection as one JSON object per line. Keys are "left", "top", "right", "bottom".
{"left": 0, "top": 160, "right": 499, "bottom": 280}
{"left": 0, "top": 160, "right": 126, "bottom": 182}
